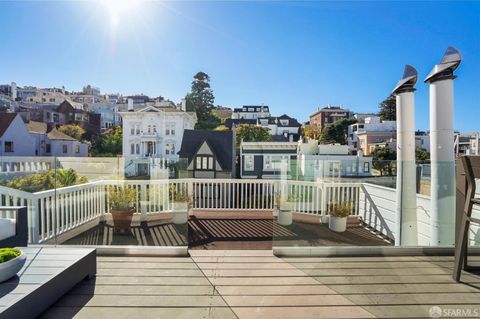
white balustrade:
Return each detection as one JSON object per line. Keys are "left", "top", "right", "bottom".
{"left": 0, "top": 178, "right": 363, "bottom": 244}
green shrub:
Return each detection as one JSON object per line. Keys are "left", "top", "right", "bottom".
{"left": 329, "top": 202, "right": 352, "bottom": 218}
{"left": 1, "top": 169, "right": 88, "bottom": 192}
{"left": 109, "top": 187, "right": 137, "bottom": 211}
{"left": 0, "top": 248, "right": 21, "bottom": 263}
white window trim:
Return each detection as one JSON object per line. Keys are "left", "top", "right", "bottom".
{"left": 244, "top": 154, "right": 254, "bottom": 171}
{"left": 263, "top": 155, "right": 290, "bottom": 171}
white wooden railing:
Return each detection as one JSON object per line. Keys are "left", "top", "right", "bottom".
{"left": 0, "top": 178, "right": 362, "bottom": 244}
{"left": 0, "top": 156, "right": 55, "bottom": 174}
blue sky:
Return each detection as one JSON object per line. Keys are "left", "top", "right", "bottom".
{"left": 1, "top": 1, "right": 479, "bottom": 131}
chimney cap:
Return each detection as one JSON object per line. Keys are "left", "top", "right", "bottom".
{"left": 392, "top": 64, "right": 418, "bottom": 95}
{"left": 424, "top": 46, "right": 462, "bottom": 83}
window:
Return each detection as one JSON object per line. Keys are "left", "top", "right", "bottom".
{"left": 264, "top": 155, "right": 289, "bottom": 171}
{"left": 165, "top": 143, "right": 175, "bottom": 155}
{"left": 147, "top": 125, "right": 151, "bottom": 134}
{"left": 244, "top": 155, "right": 254, "bottom": 171}
{"left": 62, "top": 145, "right": 68, "bottom": 153}
{"left": 195, "top": 156, "right": 214, "bottom": 170}
{"left": 280, "top": 119, "right": 288, "bottom": 126}
{"left": 364, "top": 162, "right": 370, "bottom": 173}
{"left": 46, "top": 144, "right": 51, "bottom": 153}
{"left": 75, "top": 145, "right": 80, "bottom": 153}
{"left": 166, "top": 123, "right": 175, "bottom": 136}
{"left": 131, "top": 127, "right": 135, "bottom": 135}
{"left": 153, "top": 125, "right": 157, "bottom": 133}
{"left": 131, "top": 144, "right": 135, "bottom": 154}
{"left": 4, "top": 141, "right": 13, "bottom": 153}
{"left": 136, "top": 144, "right": 140, "bottom": 154}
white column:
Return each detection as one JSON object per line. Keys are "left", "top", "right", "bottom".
{"left": 395, "top": 91, "right": 418, "bottom": 246}
{"left": 429, "top": 79, "right": 455, "bottom": 245}
{"left": 424, "top": 47, "right": 461, "bottom": 246}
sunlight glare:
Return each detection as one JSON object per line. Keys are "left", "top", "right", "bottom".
{"left": 100, "top": 0, "right": 142, "bottom": 29}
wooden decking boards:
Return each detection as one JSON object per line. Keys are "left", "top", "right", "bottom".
{"left": 40, "top": 250, "right": 480, "bottom": 319}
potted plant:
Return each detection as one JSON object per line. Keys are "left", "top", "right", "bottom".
{"left": 169, "top": 185, "right": 189, "bottom": 224}
{"left": 0, "top": 248, "right": 27, "bottom": 283}
{"left": 328, "top": 202, "right": 351, "bottom": 232}
{"left": 109, "top": 186, "right": 137, "bottom": 233}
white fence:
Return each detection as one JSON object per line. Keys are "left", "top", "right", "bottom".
{"left": 359, "top": 183, "right": 480, "bottom": 246}
{"left": 0, "top": 178, "right": 361, "bottom": 244}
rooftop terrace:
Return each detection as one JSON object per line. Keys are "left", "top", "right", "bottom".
{"left": 40, "top": 250, "right": 480, "bottom": 319}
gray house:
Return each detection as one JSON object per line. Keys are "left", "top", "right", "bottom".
{"left": 178, "top": 130, "right": 234, "bottom": 179}
{"left": 0, "top": 113, "right": 35, "bottom": 156}
{"left": 240, "top": 141, "right": 298, "bottom": 179}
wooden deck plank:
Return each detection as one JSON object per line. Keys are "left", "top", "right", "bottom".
{"left": 195, "top": 262, "right": 296, "bottom": 269}
{"left": 69, "top": 284, "right": 215, "bottom": 296}
{"left": 40, "top": 307, "right": 237, "bottom": 319}
{"left": 215, "top": 285, "right": 336, "bottom": 295}
{"left": 97, "top": 262, "right": 199, "bottom": 269}
{"left": 230, "top": 306, "right": 375, "bottom": 319}
{"left": 54, "top": 295, "right": 228, "bottom": 307}
{"left": 93, "top": 276, "right": 212, "bottom": 286}
{"left": 331, "top": 283, "right": 480, "bottom": 294}
{"left": 96, "top": 268, "right": 204, "bottom": 277}
{"left": 223, "top": 294, "right": 355, "bottom": 307}
{"left": 362, "top": 305, "right": 480, "bottom": 318}
{"left": 346, "top": 292, "right": 480, "bottom": 305}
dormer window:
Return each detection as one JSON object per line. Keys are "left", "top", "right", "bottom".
{"left": 280, "top": 119, "right": 288, "bottom": 126}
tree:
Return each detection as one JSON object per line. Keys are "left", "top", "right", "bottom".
{"left": 301, "top": 125, "right": 321, "bottom": 140}
{"left": 92, "top": 126, "right": 122, "bottom": 157}
{"left": 378, "top": 94, "right": 396, "bottom": 121}
{"left": 319, "top": 119, "right": 357, "bottom": 144}
{"left": 235, "top": 125, "right": 272, "bottom": 145}
{"left": 416, "top": 147, "right": 430, "bottom": 162}
{"left": 57, "top": 124, "right": 85, "bottom": 141}
{"left": 185, "top": 71, "right": 220, "bottom": 130}
{"left": 371, "top": 145, "right": 396, "bottom": 176}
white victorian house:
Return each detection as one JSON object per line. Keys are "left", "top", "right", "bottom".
{"left": 120, "top": 105, "right": 197, "bottom": 176}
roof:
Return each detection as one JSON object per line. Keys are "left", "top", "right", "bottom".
{"left": 178, "top": 130, "right": 233, "bottom": 171}
{"left": 0, "top": 113, "right": 17, "bottom": 138}
{"left": 26, "top": 120, "right": 48, "bottom": 134}
{"left": 47, "top": 129, "right": 77, "bottom": 141}
{"left": 258, "top": 114, "right": 301, "bottom": 127}
{"left": 225, "top": 118, "right": 256, "bottom": 129}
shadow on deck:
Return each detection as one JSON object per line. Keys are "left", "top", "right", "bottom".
{"left": 61, "top": 211, "right": 391, "bottom": 249}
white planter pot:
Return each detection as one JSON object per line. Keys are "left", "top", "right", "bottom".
{"left": 0, "top": 250, "right": 27, "bottom": 283}
{"left": 172, "top": 202, "right": 188, "bottom": 224}
{"left": 329, "top": 216, "right": 347, "bottom": 232}
{"left": 278, "top": 210, "right": 292, "bottom": 226}
{"left": 280, "top": 201, "right": 294, "bottom": 212}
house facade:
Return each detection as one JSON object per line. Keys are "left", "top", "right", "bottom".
{"left": 257, "top": 114, "right": 301, "bottom": 141}
{"left": 348, "top": 116, "right": 396, "bottom": 154}
{"left": 178, "top": 130, "right": 234, "bottom": 179}
{"left": 297, "top": 139, "right": 372, "bottom": 180}
{"left": 240, "top": 141, "right": 298, "bottom": 179}
{"left": 309, "top": 105, "right": 352, "bottom": 131}
{"left": 120, "top": 105, "right": 197, "bottom": 160}
{"left": 232, "top": 105, "right": 270, "bottom": 120}
{"left": 0, "top": 113, "right": 35, "bottom": 156}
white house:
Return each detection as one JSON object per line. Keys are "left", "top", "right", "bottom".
{"left": 348, "top": 116, "right": 396, "bottom": 152}
{"left": 120, "top": 105, "right": 197, "bottom": 176}
{"left": 0, "top": 113, "right": 35, "bottom": 156}
{"left": 257, "top": 114, "right": 301, "bottom": 140}
{"left": 297, "top": 138, "right": 372, "bottom": 180}
{"left": 27, "top": 121, "right": 88, "bottom": 157}
{"left": 232, "top": 105, "right": 270, "bottom": 120}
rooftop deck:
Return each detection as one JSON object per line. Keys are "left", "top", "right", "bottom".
{"left": 40, "top": 250, "right": 480, "bottom": 319}
{"left": 61, "top": 212, "right": 391, "bottom": 249}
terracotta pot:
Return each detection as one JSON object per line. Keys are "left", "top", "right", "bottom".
{"left": 111, "top": 208, "right": 135, "bottom": 232}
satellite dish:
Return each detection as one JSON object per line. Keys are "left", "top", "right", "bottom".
{"left": 424, "top": 47, "right": 462, "bottom": 83}
{"left": 392, "top": 64, "right": 418, "bottom": 95}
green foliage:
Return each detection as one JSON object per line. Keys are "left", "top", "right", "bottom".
{"left": 57, "top": 124, "right": 85, "bottom": 141}
{"left": 328, "top": 202, "right": 352, "bottom": 218}
{"left": 169, "top": 184, "right": 189, "bottom": 202}
{"left": 2, "top": 169, "right": 88, "bottom": 192}
{"left": 235, "top": 124, "right": 272, "bottom": 145}
{"left": 185, "top": 72, "right": 220, "bottom": 130}
{"left": 416, "top": 147, "right": 430, "bottom": 162}
{"left": 301, "top": 125, "right": 321, "bottom": 140}
{"left": 371, "top": 145, "right": 396, "bottom": 176}
{"left": 378, "top": 94, "right": 396, "bottom": 121}
{"left": 0, "top": 248, "right": 21, "bottom": 263}
{"left": 320, "top": 118, "right": 357, "bottom": 144}
{"left": 109, "top": 187, "right": 137, "bottom": 211}
{"left": 92, "top": 126, "right": 122, "bottom": 157}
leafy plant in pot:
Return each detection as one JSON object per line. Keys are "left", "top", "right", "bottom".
{"left": 0, "top": 248, "right": 27, "bottom": 283}
{"left": 328, "top": 202, "right": 351, "bottom": 232}
{"left": 109, "top": 186, "right": 137, "bottom": 233}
